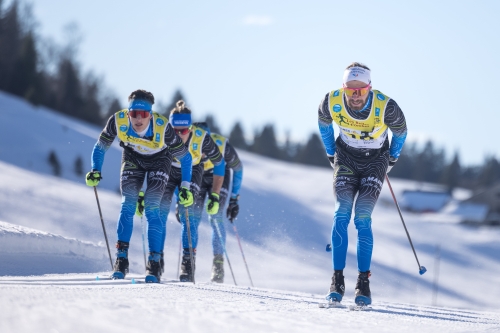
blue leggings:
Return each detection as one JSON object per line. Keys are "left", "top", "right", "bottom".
{"left": 331, "top": 148, "right": 388, "bottom": 272}
{"left": 117, "top": 150, "right": 171, "bottom": 253}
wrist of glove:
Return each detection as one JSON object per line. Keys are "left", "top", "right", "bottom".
{"left": 85, "top": 171, "right": 102, "bottom": 187}
{"left": 387, "top": 157, "right": 398, "bottom": 173}
{"left": 206, "top": 192, "right": 220, "bottom": 215}
{"left": 135, "top": 191, "right": 145, "bottom": 217}
{"left": 226, "top": 195, "right": 240, "bottom": 222}
{"left": 178, "top": 186, "right": 194, "bottom": 207}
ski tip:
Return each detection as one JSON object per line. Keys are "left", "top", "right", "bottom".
{"left": 419, "top": 266, "right": 427, "bottom": 275}
{"left": 111, "top": 272, "right": 125, "bottom": 280}
{"left": 145, "top": 275, "right": 160, "bottom": 283}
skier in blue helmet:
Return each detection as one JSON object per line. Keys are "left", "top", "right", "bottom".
{"left": 86, "top": 89, "right": 194, "bottom": 283}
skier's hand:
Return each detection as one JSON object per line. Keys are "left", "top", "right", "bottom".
{"left": 85, "top": 171, "right": 102, "bottom": 187}
{"left": 387, "top": 156, "right": 397, "bottom": 174}
{"left": 206, "top": 192, "right": 220, "bottom": 215}
{"left": 135, "top": 191, "right": 145, "bottom": 217}
{"left": 175, "top": 202, "right": 181, "bottom": 223}
{"left": 226, "top": 196, "right": 239, "bottom": 222}
{"left": 178, "top": 186, "right": 194, "bottom": 207}
{"left": 328, "top": 155, "right": 335, "bottom": 169}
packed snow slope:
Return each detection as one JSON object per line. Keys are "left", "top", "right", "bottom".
{"left": 1, "top": 91, "right": 500, "bottom": 332}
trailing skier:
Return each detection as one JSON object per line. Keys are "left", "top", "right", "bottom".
{"left": 159, "top": 101, "right": 225, "bottom": 282}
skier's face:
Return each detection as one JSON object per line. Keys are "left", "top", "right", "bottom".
{"left": 129, "top": 111, "right": 152, "bottom": 132}
{"left": 174, "top": 126, "right": 192, "bottom": 143}
{"left": 344, "top": 80, "right": 371, "bottom": 111}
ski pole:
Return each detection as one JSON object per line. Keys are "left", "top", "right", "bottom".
{"left": 230, "top": 218, "right": 254, "bottom": 287}
{"left": 213, "top": 220, "right": 237, "bottom": 285}
{"left": 385, "top": 175, "right": 427, "bottom": 275}
{"left": 140, "top": 215, "right": 147, "bottom": 272}
{"left": 176, "top": 236, "right": 182, "bottom": 279}
{"left": 93, "top": 187, "right": 113, "bottom": 270}
{"left": 184, "top": 207, "right": 196, "bottom": 284}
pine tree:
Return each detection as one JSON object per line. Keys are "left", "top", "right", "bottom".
{"left": 48, "top": 150, "right": 61, "bottom": 176}
{"left": 294, "top": 133, "right": 329, "bottom": 167}
{"left": 204, "top": 114, "right": 222, "bottom": 134}
{"left": 251, "top": 124, "right": 280, "bottom": 159}
{"left": 74, "top": 156, "right": 84, "bottom": 176}
{"left": 440, "top": 151, "right": 461, "bottom": 192}
{"left": 228, "top": 121, "right": 248, "bottom": 150}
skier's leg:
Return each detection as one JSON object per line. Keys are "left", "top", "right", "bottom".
{"left": 331, "top": 152, "right": 359, "bottom": 271}
{"left": 159, "top": 167, "right": 181, "bottom": 252}
{"left": 209, "top": 171, "right": 229, "bottom": 256}
{"left": 117, "top": 153, "right": 146, "bottom": 244}
{"left": 353, "top": 151, "right": 388, "bottom": 273}
{"left": 144, "top": 156, "right": 171, "bottom": 254}
{"left": 179, "top": 164, "right": 203, "bottom": 250}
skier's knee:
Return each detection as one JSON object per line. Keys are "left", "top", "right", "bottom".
{"left": 354, "top": 216, "right": 372, "bottom": 230}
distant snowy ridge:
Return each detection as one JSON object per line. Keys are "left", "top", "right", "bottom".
{"left": 0, "top": 221, "right": 106, "bottom": 259}
{"left": 0, "top": 221, "right": 109, "bottom": 276}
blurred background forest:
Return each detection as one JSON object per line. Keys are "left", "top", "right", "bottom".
{"left": 1, "top": 0, "right": 499, "bottom": 193}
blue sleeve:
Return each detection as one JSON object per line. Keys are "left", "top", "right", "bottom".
{"left": 318, "top": 121, "right": 336, "bottom": 157}
{"left": 389, "top": 132, "right": 407, "bottom": 159}
{"left": 213, "top": 158, "right": 226, "bottom": 176}
{"left": 178, "top": 153, "right": 193, "bottom": 183}
{"left": 91, "top": 142, "right": 109, "bottom": 171}
{"left": 231, "top": 167, "right": 243, "bottom": 197}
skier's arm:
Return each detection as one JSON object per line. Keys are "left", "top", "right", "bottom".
{"left": 203, "top": 135, "right": 225, "bottom": 194}
{"left": 225, "top": 142, "right": 243, "bottom": 198}
{"left": 165, "top": 123, "right": 192, "bottom": 186}
{"left": 384, "top": 99, "right": 408, "bottom": 160}
{"left": 318, "top": 93, "right": 336, "bottom": 158}
{"left": 91, "top": 115, "right": 117, "bottom": 172}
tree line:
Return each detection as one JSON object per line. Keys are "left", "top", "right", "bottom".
{"left": 3, "top": 1, "right": 500, "bottom": 192}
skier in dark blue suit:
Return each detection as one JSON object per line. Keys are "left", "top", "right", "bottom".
{"left": 318, "top": 63, "right": 408, "bottom": 306}
{"left": 86, "top": 89, "right": 194, "bottom": 283}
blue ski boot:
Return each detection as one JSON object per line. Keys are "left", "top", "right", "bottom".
{"left": 354, "top": 271, "right": 372, "bottom": 306}
{"left": 145, "top": 252, "right": 162, "bottom": 283}
{"left": 111, "top": 241, "right": 129, "bottom": 279}
{"left": 326, "top": 270, "right": 345, "bottom": 303}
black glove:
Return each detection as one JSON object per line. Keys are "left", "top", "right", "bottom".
{"left": 135, "top": 191, "right": 145, "bottom": 217}
{"left": 226, "top": 196, "right": 239, "bottom": 222}
{"left": 328, "top": 155, "right": 335, "bottom": 169}
{"left": 387, "top": 156, "right": 398, "bottom": 173}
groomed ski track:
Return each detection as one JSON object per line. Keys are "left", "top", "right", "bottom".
{"left": 1, "top": 273, "right": 498, "bottom": 333}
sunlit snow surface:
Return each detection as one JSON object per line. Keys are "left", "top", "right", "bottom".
{"left": 1, "top": 91, "right": 499, "bottom": 332}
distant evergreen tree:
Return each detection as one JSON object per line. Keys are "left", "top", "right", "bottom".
{"left": 204, "top": 114, "right": 222, "bottom": 134}
{"left": 74, "top": 156, "right": 83, "bottom": 176}
{"left": 389, "top": 142, "right": 417, "bottom": 179}
{"left": 228, "top": 122, "right": 248, "bottom": 150}
{"left": 294, "top": 133, "right": 329, "bottom": 168}
{"left": 48, "top": 150, "right": 61, "bottom": 176}
{"left": 0, "top": 1, "right": 22, "bottom": 92}
{"left": 477, "top": 156, "right": 500, "bottom": 188}
{"left": 251, "top": 124, "right": 280, "bottom": 159}
{"left": 412, "top": 140, "right": 445, "bottom": 183}
{"left": 440, "top": 151, "right": 461, "bottom": 192}
{"left": 102, "top": 97, "right": 122, "bottom": 123}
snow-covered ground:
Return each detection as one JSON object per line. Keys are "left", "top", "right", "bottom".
{"left": 1, "top": 91, "right": 499, "bottom": 332}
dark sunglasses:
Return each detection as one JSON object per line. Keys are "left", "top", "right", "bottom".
{"left": 129, "top": 110, "right": 152, "bottom": 118}
{"left": 174, "top": 126, "right": 192, "bottom": 135}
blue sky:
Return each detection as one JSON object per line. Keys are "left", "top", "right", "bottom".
{"left": 28, "top": 0, "right": 500, "bottom": 165}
